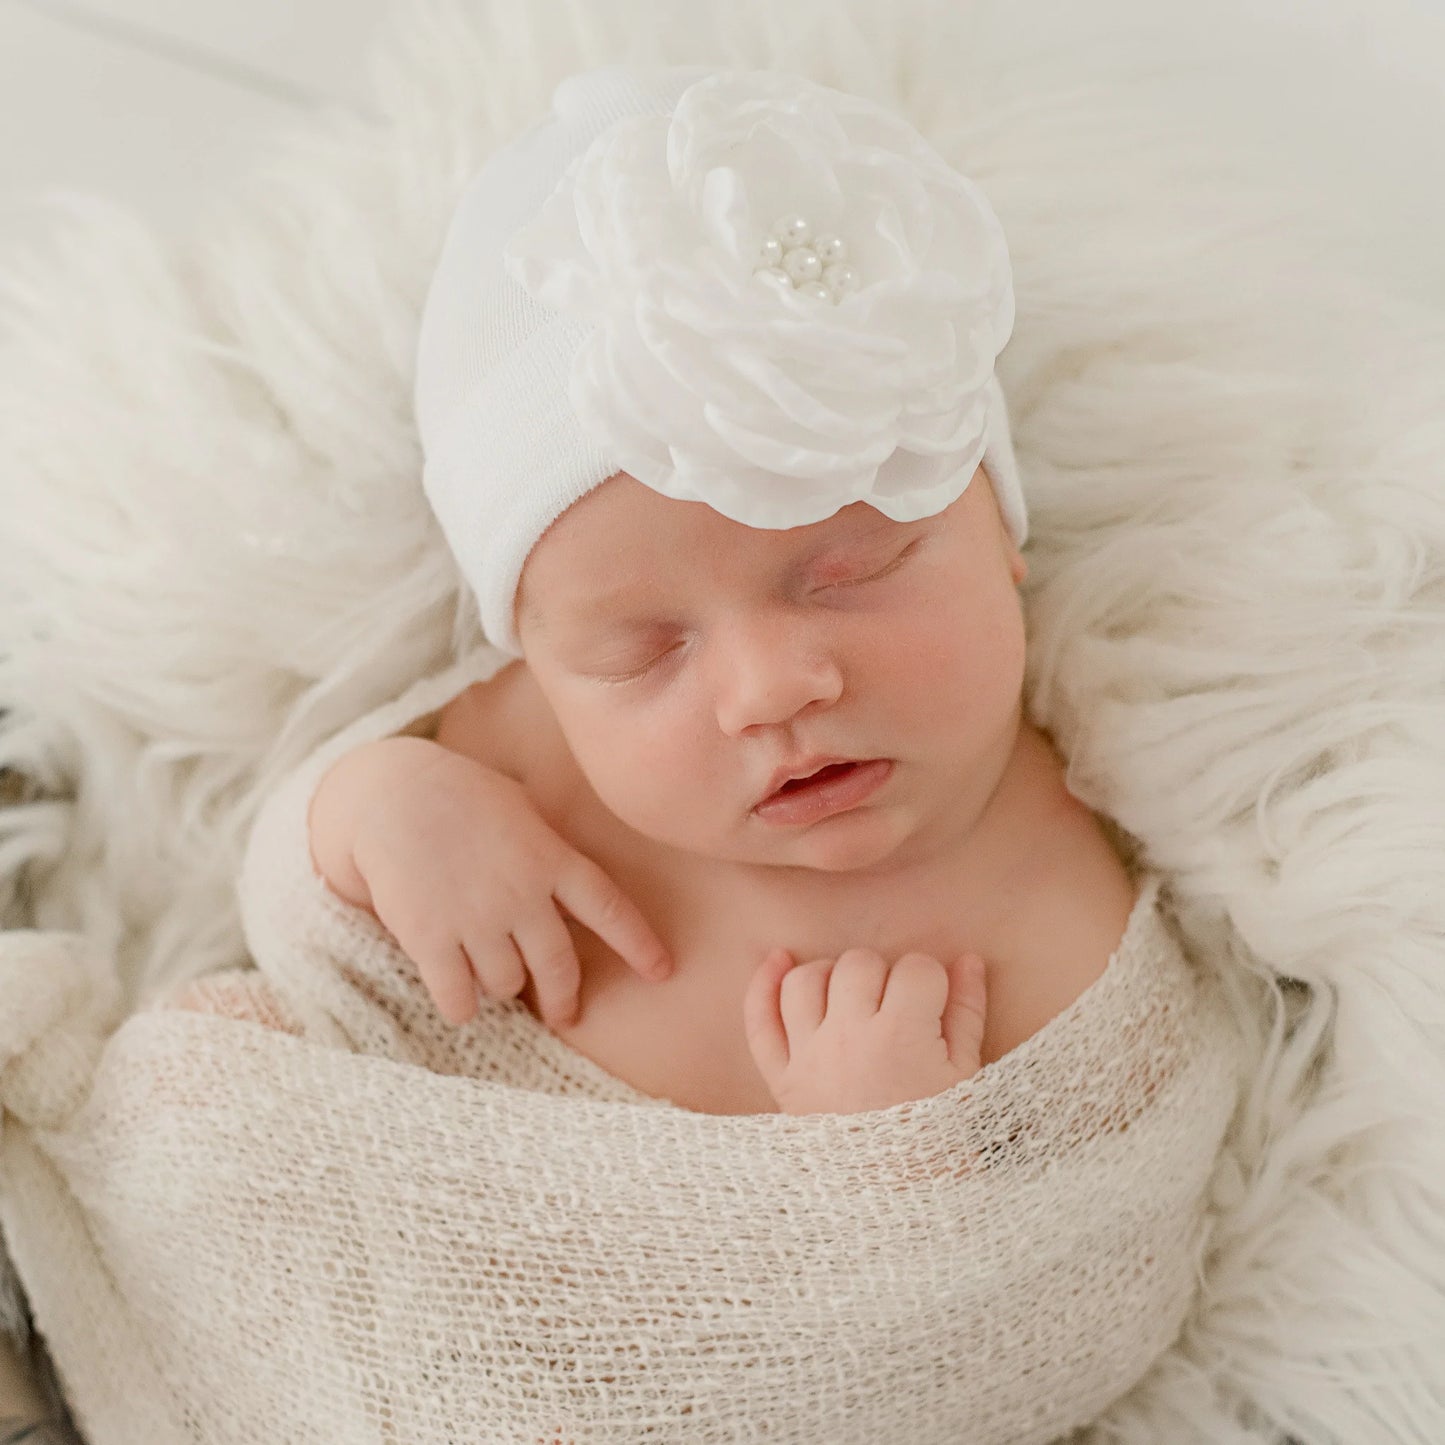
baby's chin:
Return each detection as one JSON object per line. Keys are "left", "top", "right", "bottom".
{"left": 755, "top": 810, "right": 918, "bottom": 877}
{"left": 681, "top": 809, "right": 919, "bottom": 879}
{"left": 597, "top": 785, "right": 920, "bottom": 878}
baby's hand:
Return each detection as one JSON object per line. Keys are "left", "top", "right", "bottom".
{"left": 742, "top": 943, "right": 988, "bottom": 1116}
{"left": 309, "top": 738, "right": 673, "bottom": 1029}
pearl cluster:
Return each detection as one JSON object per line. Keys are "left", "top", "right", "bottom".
{"left": 753, "top": 213, "right": 860, "bottom": 304}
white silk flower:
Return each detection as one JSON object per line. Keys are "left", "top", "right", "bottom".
{"left": 502, "top": 69, "right": 1016, "bottom": 527}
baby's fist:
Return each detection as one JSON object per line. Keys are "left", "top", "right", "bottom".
{"left": 742, "top": 943, "right": 988, "bottom": 1116}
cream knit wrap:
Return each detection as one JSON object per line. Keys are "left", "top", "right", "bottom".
{"left": 0, "top": 649, "right": 1246, "bottom": 1444}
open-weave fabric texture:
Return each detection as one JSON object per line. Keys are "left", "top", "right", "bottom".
{"left": 0, "top": 651, "right": 1247, "bottom": 1444}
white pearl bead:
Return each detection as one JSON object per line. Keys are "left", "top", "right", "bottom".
{"left": 824, "top": 263, "right": 859, "bottom": 297}
{"left": 773, "top": 213, "right": 812, "bottom": 247}
{"left": 754, "top": 266, "right": 792, "bottom": 290}
{"left": 813, "top": 233, "right": 847, "bottom": 265}
{"left": 799, "top": 281, "right": 833, "bottom": 303}
{"left": 782, "top": 246, "right": 822, "bottom": 283}
{"left": 758, "top": 236, "right": 783, "bottom": 268}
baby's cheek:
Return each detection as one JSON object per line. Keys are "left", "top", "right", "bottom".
{"left": 592, "top": 749, "right": 707, "bottom": 842}
{"left": 933, "top": 606, "right": 1025, "bottom": 705}
{"left": 885, "top": 637, "right": 981, "bottom": 720}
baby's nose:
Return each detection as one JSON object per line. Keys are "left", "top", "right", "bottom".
{"left": 711, "top": 618, "right": 844, "bottom": 734}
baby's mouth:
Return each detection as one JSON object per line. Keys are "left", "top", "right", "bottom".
{"left": 767, "top": 762, "right": 858, "bottom": 799}
{"left": 752, "top": 758, "right": 894, "bottom": 824}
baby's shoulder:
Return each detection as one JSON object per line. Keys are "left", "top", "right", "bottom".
{"left": 989, "top": 729, "right": 1143, "bottom": 1001}
{"left": 1035, "top": 784, "right": 1140, "bottom": 947}
{"left": 430, "top": 659, "right": 578, "bottom": 810}
{"left": 431, "top": 660, "right": 530, "bottom": 771}
{"left": 1007, "top": 723, "right": 1138, "bottom": 903}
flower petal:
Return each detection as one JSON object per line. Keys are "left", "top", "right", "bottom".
{"left": 506, "top": 68, "right": 1016, "bottom": 527}
{"left": 702, "top": 398, "right": 896, "bottom": 479}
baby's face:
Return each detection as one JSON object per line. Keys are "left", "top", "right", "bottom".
{"left": 515, "top": 468, "right": 1028, "bottom": 876}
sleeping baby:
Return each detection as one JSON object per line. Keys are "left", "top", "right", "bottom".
{"left": 288, "top": 62, "right": 1146, "bottom": 1119}
{"left": 304, "top": 460, "right": 1138, "bottom": 1117}
{"left": 140, "top": 64, "right": 1244, "bottom": 1441}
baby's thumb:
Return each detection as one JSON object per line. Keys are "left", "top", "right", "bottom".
{"left": 942, "top": 953, "right": 988, "bottom": 1066}
{"left": 742, "top": 947, "right": 795, "bottom": 1085}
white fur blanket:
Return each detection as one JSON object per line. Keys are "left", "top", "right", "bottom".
{"left": 1, "top": 0, "right": 1443, "bottom": 1440}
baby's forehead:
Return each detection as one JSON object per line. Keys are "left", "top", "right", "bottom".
{"left": 538, "top": 478, "right": 892, "bottom": 574}
{"left": 588, "top": 491, "right": 903, "bottom": 570}
{"left": 517, "top": 469, "right": 977, "bottom": 639}
{"left": 565, "top": 510, "right": 911, "bottom": 620}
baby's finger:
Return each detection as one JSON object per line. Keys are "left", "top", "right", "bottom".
{"left": 827, "top": 947, "right": 890, "bottom": 1016}
{"left": 460, "top": 933, "right": 527, "bottom": 1006}
{"left": 878, "top": 952, "right": 949, "bottom": 1022}
{"left": 941, "top": 953, "right": 988, "bottom": 1065}
{"left": 742, "top": 947, "right": 795, "bottom": 1083}
{"left": 554, "top": 851, "right": 673, "bottom": 982}
{"left": 509, "top": 908, "right": 585, "bottom": 1026}
{"left": 414, "top": 940, "right": 485, "bottom": 1027}
{"left": 779, "top": 958, "right": 832, "bottom": 1036}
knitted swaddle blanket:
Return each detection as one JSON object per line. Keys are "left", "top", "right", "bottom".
{"left": 0, "top": 652, "right": 1246, "bottom": 1445}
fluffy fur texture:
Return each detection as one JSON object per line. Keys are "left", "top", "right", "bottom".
{"left": 1, "top": 0, "right": 1442, "bottom": 1439}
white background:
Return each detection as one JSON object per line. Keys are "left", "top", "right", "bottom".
{"left": 0, "top": 0, "right": 392, "bottom": 259}
{"left": 1, "top": 0, "right": 1443, "bottom": 263}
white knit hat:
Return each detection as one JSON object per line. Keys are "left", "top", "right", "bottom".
{"left": 415, "top": 63, "right": 1027, "bottom": 657}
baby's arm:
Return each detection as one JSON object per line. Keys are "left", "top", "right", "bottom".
{"left": 305, "top": 725, "right": 672, "bottom": 1029}
{"left": 162, "top": 745, "right": 448, "bottom": 1027}
{"left": 306, "top": 735, "right": 452, "bottom": 915}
